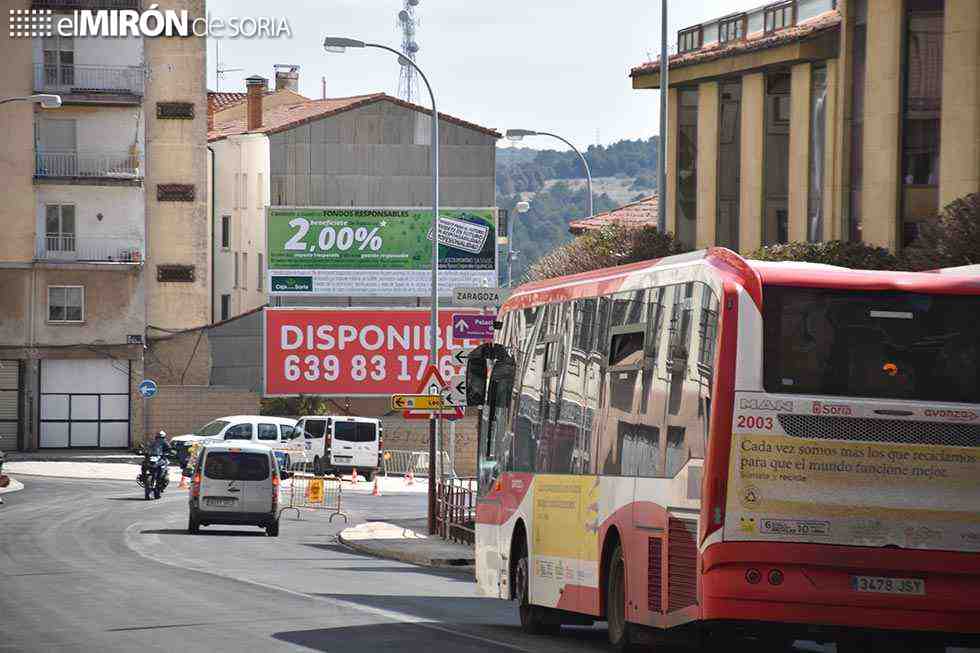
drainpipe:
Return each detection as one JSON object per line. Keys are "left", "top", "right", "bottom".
{"left": 208, "top": 145, "right": 215, "bottom": 324}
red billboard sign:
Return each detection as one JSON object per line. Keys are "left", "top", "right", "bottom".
{"left": 263, "top": 308, "right": 488, "bottom": 397}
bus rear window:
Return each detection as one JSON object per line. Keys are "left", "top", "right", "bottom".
{"left": 334, "top": 421, "right": 377, "bottom": 443}
{"left": 763, "top": 286, "right": 980, "bottom": 403}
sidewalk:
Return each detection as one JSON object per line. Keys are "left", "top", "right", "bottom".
{"left": 6, "top": 450, "right": 142, "bottom": 464}
{"left": 338, "top": 519, "right": 475, "bottom": 568}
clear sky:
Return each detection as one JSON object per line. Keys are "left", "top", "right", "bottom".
{"left": 208, "top": 0, "right": 740, "bottom": 151}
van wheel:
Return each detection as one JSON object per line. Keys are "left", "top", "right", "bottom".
{"left": 188, "top": 513, "right": 199, "bottom": 534}
{"left": 514, "top": 540, "right": 559, "bottom": 635}
{"left": 313, "top": 456, "right": 322, "bottom": 476}
{"left": 607, "top": 543, "right": 636, "bottom": 650}
{"left": 267, "top": 520, "right": 280, "bottom": 537}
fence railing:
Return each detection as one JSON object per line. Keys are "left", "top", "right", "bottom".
{"left": 381, "top": 449, "right": 454, "bottom": 478}
{"left": 36, "top": 152, "right": 142, "bottom": 179}
{"left": 435, "top": 477, "right": 477, "bottom": 545}
{"left": 34, "top": 64, "right": 144, "bottom": 95}
{"left": 278, "top": 472, "right": 348, "bottom": 523}
{"left": 36, "top": 235, "right": 144, "bottom": 263}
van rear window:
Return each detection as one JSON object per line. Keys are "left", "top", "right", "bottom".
{"left": 204, "top": 452, "right": 269, "bottom": 481}
{"left": 334, "top": 421, "right": 377, "bottom": 443}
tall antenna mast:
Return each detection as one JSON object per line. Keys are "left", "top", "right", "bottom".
{"left": 396, "top": 0, "right": 421, "bottom": 103}
{"left": 214, "top": 41, "right": 243, "bottom": 92}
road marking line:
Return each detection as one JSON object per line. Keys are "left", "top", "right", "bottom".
{"left": 123, "top": 521, "right": 536, "bottom": 653}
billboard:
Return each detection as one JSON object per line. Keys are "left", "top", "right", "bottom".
{"left": 263, "top": 308, "right": 489, "bottom": 397}
{"left": 266, "top": 207, "right": 497, "bottom": 296}
{"left": 724, "top": 396, "right": 980, "bottom": 553}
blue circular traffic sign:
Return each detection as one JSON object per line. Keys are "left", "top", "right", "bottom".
{"left": 138, "top": 379, "right": 158, "bottom": 399}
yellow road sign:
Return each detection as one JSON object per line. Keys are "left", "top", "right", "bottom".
{"left": 390, "top": 394, "right": 444, "bottom": 411}
{"left": 306, "top": 477, "right": 324, "bottom": 503}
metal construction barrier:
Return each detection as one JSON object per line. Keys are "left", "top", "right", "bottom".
{"left": 435, "top": 477, "right": 477, "bottom": 545}
{"left": 382, "top": 449, "right": 455, "bottom": 478}
{"left": 278, "top": 473, "right": 348, "bottom": 523}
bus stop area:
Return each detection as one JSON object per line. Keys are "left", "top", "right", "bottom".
{"left": 339, "top": 519, "right": 475, "bottom": 569}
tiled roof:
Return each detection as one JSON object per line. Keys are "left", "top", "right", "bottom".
{"left": 568, "top": 195, "right": 659, "bottom": 234}
{"left": 630, "top": 10, "right": 841, "bottom": 77}
{"left": 207, "top": 91, "right": 247, "bottom": 114}
{"left": 207, "top": 92, "right": 501, "bottom": 141}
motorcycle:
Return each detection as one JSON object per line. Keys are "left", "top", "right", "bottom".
{"left": 137, "top": 450, "right": 169, "bottom": 500}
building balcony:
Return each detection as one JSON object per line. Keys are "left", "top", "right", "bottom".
{"left": 31, "top": 0, "right": 141, "bottom": 10}
{"left": 36, "top": 234, "right": 144, "bottom": 264}
{"left": 35, "top": 152, "right": 142, "bottom": 186}
{"left": 34, "top": 64, "right": 144, "bottom": 100}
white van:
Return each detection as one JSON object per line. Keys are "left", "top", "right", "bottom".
{"left": 294, "top": 415, "right": 383, "bottom": 480}
{"left": 170, "top": 416, "right": 299, "bottom": 467}
{"left": 188, "top": 441, "right": 288, "bottom": 536}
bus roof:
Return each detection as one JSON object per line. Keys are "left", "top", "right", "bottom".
{"left": 502, "top": 248, "right": 980, "bottom": 313}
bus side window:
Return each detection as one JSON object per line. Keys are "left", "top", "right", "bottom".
{"left": 479, "top": 356, "right": 515, "bottom": 495}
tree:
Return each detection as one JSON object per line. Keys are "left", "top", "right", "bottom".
{"left": 526, "top": 225, "right": 690, "bottom": 282}
{"left": 748, "top": 240, "right": 902, "bottom": 270}
{"left": 903, "top": 193, "right": 980, "bottom": 271}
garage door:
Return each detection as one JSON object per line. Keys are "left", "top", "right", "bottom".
{"left": 0, "top": 360, "right": 20, "bottom": 451}
{"left": 40, "top": 359, "right": 130, "bottom": 448}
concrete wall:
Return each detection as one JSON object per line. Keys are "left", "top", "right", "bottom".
{"left": 0, "top": 0, "right": 37, "bottom": 263}
{"left": 269, "top": 100, "right": 497, "bottom": 208}
{"left": 380, "top": 413, "right": 479, "bottom": 478}
{"left": 211, "top": 134, "right": 270, "bottom": 320}
{"left": 788, "top": 63, "right": 812, "bottom": 242}
{"left": 36, "top": 105, "right": 144, "bottom": 160}
{"left": 695, "top": 82, "right": 719, "bottom": 248}
{"left": 939, "top": 0, "right": 980, "bottom": 207}
{"left": 31, "top": 25, "right": 143, "bottom": 69}
{"left": 146, "top": 330, "right": 211, "bottom": 386}
{"left": 144, "top": 0, "right": 209, "bottom": 331}
{"left": 0, "top": 270, "right": 32, "bottom": 346}
{"left": 145, "top": 385, "right": 260, "bottom": 444}
{"left": 36, "top": 185, "right": 145, "bottom": 242}
{"left": 208, "top": 309, "right": 262, "bottom": 391}
{"left": 665, "top": 88, "right": 678, "bottom": 235}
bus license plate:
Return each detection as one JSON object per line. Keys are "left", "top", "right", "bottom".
{"left": 851, "top": 576, "right": 925, "bottom": 595}
{"left": 205, "top": 497, "right": 237, "bottom": 507}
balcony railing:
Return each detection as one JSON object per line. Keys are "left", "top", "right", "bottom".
{"left": 32, "top": 0, "right": 141, "bottom": 10}
{"left": 34, "top": 64, "right": 144, "bottom": 96}
{"left": 36, "top": 152, "right": 142, "bottom": 179}
{"left": 36, "top": 235, "right": 144, "bottom": 264}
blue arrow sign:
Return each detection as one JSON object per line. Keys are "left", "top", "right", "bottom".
{"left": 138, "top": 379, "right": 158, "bottom": 399}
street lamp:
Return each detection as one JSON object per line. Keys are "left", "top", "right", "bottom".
{"left": 506, "top": 129, "right": 593, "bottom": 218}
{"left": 324, "top": 36, "right": 442, "bottom": 535}
{"left": 0, "top": 94, "right": 61, "bottom": 108}
{"left": 507, "top": 201, "right": 529, "bottom": 287}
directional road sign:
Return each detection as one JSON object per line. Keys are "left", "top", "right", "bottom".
{"left": 391, "top": 394, "right": 444, "bottom": 411}
{"left": 443, "top": 374, "right": 467, "bottom": 407}
{"left": 453, "top": 286, "right": 511, "bottom": 307}
{"left": 451, "top": 347, "right": 475, "bottom": 366}
{"left": 403, "top": 365, "right": 464, "bottom": 420}
{"left": 452, "top": 314, "right": 494, "bottom": 340}
{"left": 138, "top": 379, "right": 158, "bottom": 399}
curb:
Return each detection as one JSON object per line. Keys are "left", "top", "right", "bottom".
{"left": 338, "top": 527, "right": 475, "bottom": 569}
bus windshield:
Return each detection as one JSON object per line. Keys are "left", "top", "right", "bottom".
{"left": 763, "top": 285, "right": 980, "bottom": 403}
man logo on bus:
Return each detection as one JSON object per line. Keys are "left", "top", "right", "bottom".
{"left": 741, "top": 485, "right": 762, "bottom": 508}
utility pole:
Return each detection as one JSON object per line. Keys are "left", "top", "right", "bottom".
{"left": 658, "top": 0, "right": 669, "bottom": 233}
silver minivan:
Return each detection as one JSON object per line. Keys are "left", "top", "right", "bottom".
{"left": 188, "top": 441, "right": 289, "bottom": 536}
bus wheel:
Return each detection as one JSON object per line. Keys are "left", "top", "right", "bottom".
{"left": 515, "top": 543, "right": 559, "bottom": 635}
{"left": 607, "top": 543, "right": 635, "bottom": 650}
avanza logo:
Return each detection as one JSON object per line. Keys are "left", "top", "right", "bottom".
{"left": 924, "top": 408, "right": 978, "bottom": 422}
{"left": 812, "top": 401, "right": 853, "bottom": 416}
{"left": 739, "top": 398, "right": 793, "bottom": 412}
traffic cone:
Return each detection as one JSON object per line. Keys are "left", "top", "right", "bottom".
{"left": 405, "top": 469, "right": 415, "bottom": 486}
{"left": 372, "top": 475, "right": 381, "bottom": 496}
{"left": 178, "top": 474, "right": 188, "bottom": 489}
{"left": 351, "top": 467, "right": 358, "bottom": 484}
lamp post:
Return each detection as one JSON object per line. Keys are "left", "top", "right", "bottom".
{"left": 324, "top": 37, "right": 442, "bottom": 535}
{"left": 0, "top": 94, "right": 61, "bottom": 108}
{"left": 658, "top": 0, "right": 668, "bottom": 233}
{"left": 508, "top": 200, "right": 529, "bottom": 287}
{"left": 506, "top": 129, "right": 593, "bottom": 218}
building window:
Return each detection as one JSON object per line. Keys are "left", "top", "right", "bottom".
{"left": 234, "top": 252, "right": 239, "bottom": 288}
{"left": 808, "top": 65, "right": 828, "bottom": 242}
{"left": 678, "top": 26, "right": 703, "bottom": 54}
{"left": 45, "top": 204, "right": 76, "bottom": 253}
{"left": 42, "top": 34, "right": 74, "bottom": 86}
{"left": 719, "top": 14, "right": 746, "bottom": 43}
{"left": 258, "top": 253, "right": 264, "bottom": 290}
{"left": 764, "top": 0, "right": 796, "bottom": 34}
{"left": 676, "top": 89, "right": 699, "bottom": 248}
{"left": 849, "top": 5, "right": 867, "bottom": 242}
{"left": 48, "top": 286, "right": 83, "bottom": 323}
{"left": 764, "top": 71, "right": 792, "bottom": 244}
{"left": 717, "top": 81, "right": 741, "bottom": 250}
{"left": 221, "top": 215, "right": 230, "bottom": 248}
{"left": 220, "top": 294, "right": 230, "bottom": 321}
{"left": 901, "top": 0, "right": 944, "bottom": 246}
{"left": 242, "top": 252, "right": 248, "bottom": 290}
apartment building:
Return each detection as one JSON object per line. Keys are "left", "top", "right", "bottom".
{"left": 0, "top": 0, "right": 207, "bottom": 451}
{"left": 631, "top": 0, "right": 980, "bottom": 253}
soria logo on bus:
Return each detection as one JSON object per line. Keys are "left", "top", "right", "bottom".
{"left": 811, "top": 401, "right": 853, "bottom": 416}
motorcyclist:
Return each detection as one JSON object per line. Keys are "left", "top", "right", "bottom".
{"left": 147, "top": 431, "right": 172, "bottom": 458}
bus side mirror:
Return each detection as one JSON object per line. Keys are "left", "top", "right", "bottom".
{"left": 466, "top": 356, "right": 488, "bottom": 407}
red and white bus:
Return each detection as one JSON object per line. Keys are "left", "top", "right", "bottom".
{"left": 466, "top": 248, "right": 980, "bottom": 651}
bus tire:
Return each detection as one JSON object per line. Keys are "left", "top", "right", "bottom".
{"left": 607, "top": 543, "right": 636, "bottom": 650}
{"left": 514, "top": 541, "right": 559, "bottom": 635}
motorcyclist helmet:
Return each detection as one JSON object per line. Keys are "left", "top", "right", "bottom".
{"left": 156, "top": 430, "right": 167, "bottom": 439}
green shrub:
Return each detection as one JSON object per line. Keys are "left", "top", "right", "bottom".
{"left": 903, "top": 193, "right": 980, "bottom": 271}
{"left": 526, "top": 225, "right": 690, "bottom": 282}
{"left": 748, "top": 240, "right": 902, "bottom": 270}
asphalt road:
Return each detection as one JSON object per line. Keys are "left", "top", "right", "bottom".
{"left": 0, "top": 476, "right": 611, "bottom": 653}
